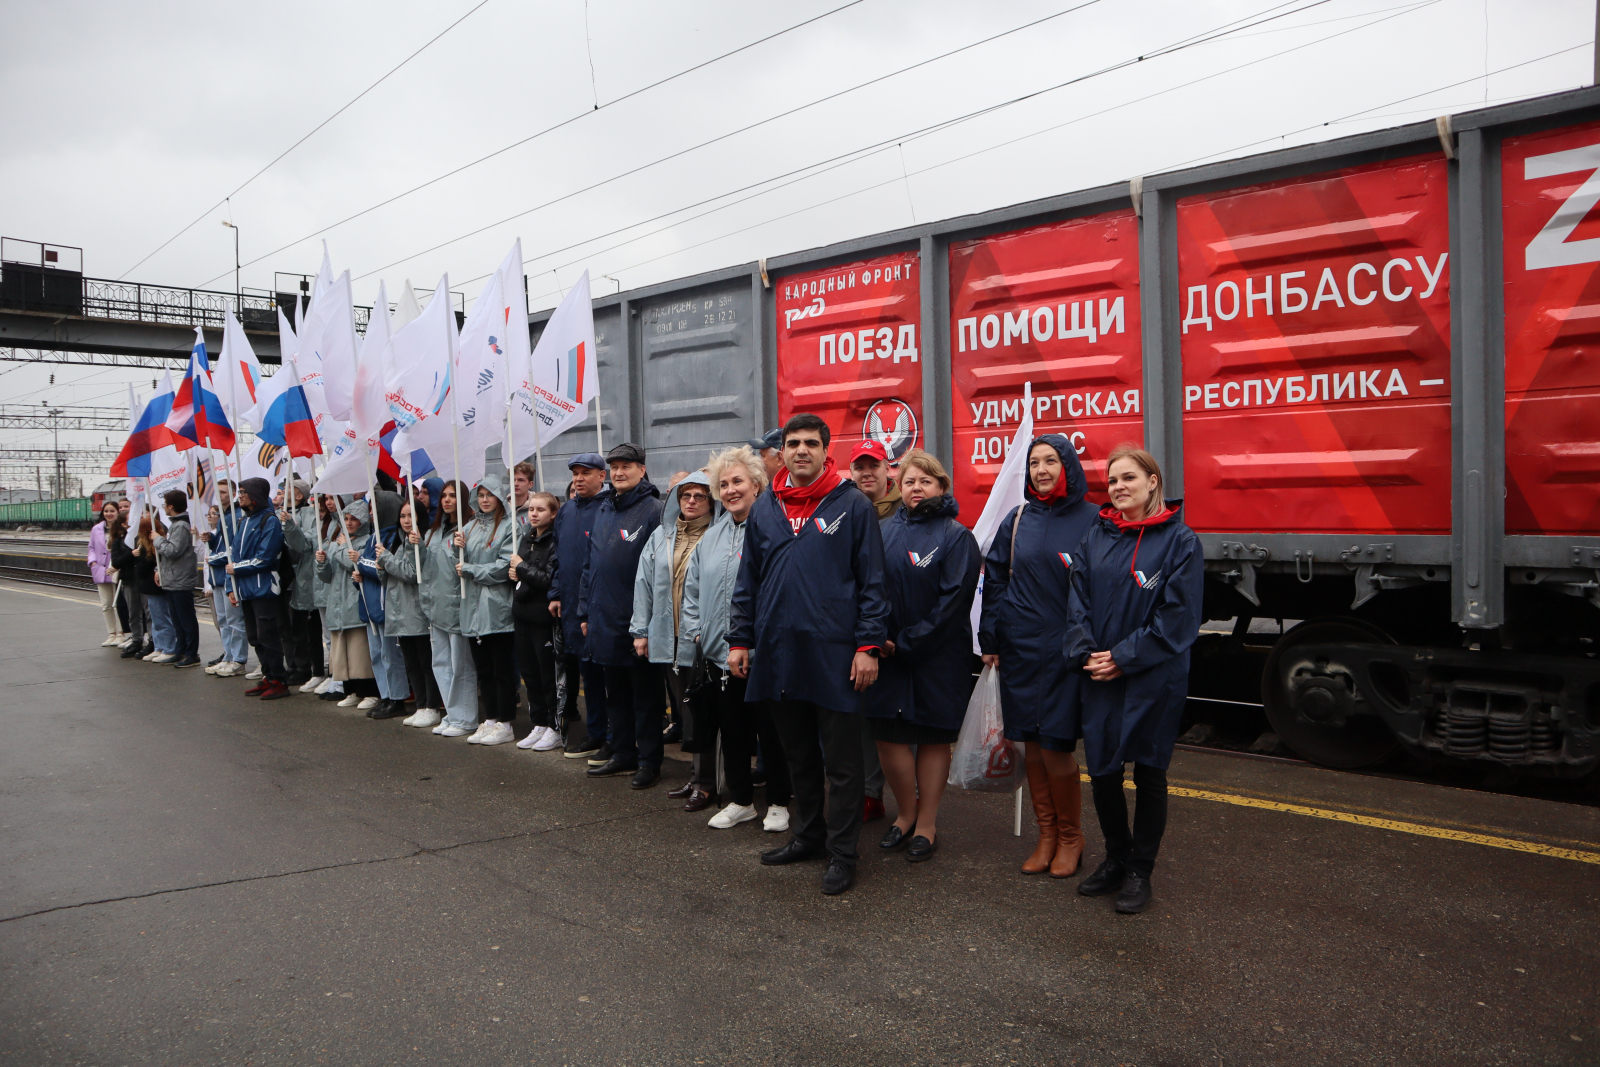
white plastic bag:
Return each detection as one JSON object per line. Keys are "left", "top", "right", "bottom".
{"left": 948, "top": 665, "right": 1024, "bottom": 792}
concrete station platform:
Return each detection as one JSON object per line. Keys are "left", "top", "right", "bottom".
{"left": 1, "top": 578, "right": 1596, "bottom": 1066}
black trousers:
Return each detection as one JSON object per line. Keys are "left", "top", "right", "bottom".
{"left": 398, "top": 634, "right": 440, "bottom": 709}
{"left": 116, "top": 587, "right": 131, "bottom": 632}
{"left": 1090, "top": 763, "right": 1170, "bottom": 878}
{"left": 286, "top": 607, "right": 324, "bottom": 677}
{"left": 515, "top": 623, "right": 560, "bottom": 728}
{"left": 767, "top": 700, "right": 864, "bottom": 866}
{"left": 240, "top": 593, "right": 286, "bottom": 682}
{"left": 167, "top": 591, "right": 200, "bottom": 657}
{"left": 468, "top": 631, "right": 518, "bottom": 722}
{"left": 602, "top": 660, "right": 663, "bottom": 769}
{"left": 579, "top": 658, "right": 608, "bottom": 744}
{"left": 702, "top": 673, "right": 790, "bottom": 808}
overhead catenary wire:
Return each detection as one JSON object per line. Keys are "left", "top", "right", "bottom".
{"left": 350, "top": 0, "right": 1345, "bottom": 285}
{"left": 521, "top": 4, "right": 1581, "bottom": 306}
{"left": 195, "top": 0, "right": 874, "bottom": 288}
{"left": 120, "top": 0, "right": 497, "bottom": 281}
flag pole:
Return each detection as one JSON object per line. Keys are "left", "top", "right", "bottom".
{"left": 503, "top": 336, "right": 518, "bottom": 523}
{"left": 406, "top": 473, "right": 422, "bottom": 577}
{"left": 445, "top": 351, "right": 466, "bottom": 599}
{"left": 205, "top": 436, "right": 237, "bottom": 599}
{"left": 592, "top": 393, "right": 604, "bottom": 455}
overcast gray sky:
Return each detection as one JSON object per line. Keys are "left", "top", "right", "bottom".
{"left": 0, "top": 0, "right": 1591, "bottom": 490}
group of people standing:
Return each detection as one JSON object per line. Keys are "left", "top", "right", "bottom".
{"left": 88, "top": 412, "right": 1202, "bottom": 911}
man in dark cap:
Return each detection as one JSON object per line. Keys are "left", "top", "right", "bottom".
{"left": 746, "top": 428, "right": 784, "bottom": 483}
{"left": 227, "top": 477, "right": 291, "bottom": 700}
{"left": 550, "top": 452, "right": 609, "bottom": 757}
{"left": 580, "top": 442, "right": 664, "bottom": 788}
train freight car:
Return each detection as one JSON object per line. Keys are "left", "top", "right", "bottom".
{"left": 0, "top": 496, "right": 93, "bottom": 529}
{"left": 524, "top": 85, "right": 1600, "bottom": 779}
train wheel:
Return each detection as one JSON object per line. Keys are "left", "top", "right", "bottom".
{"left": 1261, "top": 617, "right": 1401, "bottom": 769}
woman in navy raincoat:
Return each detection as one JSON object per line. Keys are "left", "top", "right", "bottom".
{"left": 979, "top": 433, "right": 1100, "bottom": 878}
{"left": 865, "top": 449, "right": 980, "bottom": 863}
{"left": 1065, "top": 444, "right": 1203, "bottom": 915}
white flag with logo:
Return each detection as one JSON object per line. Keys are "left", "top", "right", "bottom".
{"left": 523, "top": 270, "right": 597, "bottom": 451}
{"left": 316, "top": 282, "right": 392, "bottom": 496}
{"left": 968, "top": 382, "right": 1034, "bottom": 654}
{"left": 217, "top": 311, "right": 263, "bottom": 435}
{"left": 398, "top": 271, "right": 505, "bottom": 486}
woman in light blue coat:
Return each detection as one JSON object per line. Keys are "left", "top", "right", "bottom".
{"left": 455, "top": 473, "right": 516, "bottom": 747}
{"left": 630, "top": 470, "right": 715, "bottom": 804}
{"left": 680, "top": 446, "right": 792, "bottom": 833}
{"left": 377, "top": 498, "right": 443, "bottom": 728}
{"left": 420, "top": 480, "right": 479, "bottom": 738}
{"left": 314, "top": 499, "right": 379, "bottom": 709}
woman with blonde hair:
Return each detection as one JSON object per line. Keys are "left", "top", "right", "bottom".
{"left": 681, "top": 445, "right": 792, "bottom": 832}
{"left": 1065, "top": 444, "right": 1203, "bottom": 914}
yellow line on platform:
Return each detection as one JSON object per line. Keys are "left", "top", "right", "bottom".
{"left": 1080, "top": 772, "right": 1600, "bottom": 865}
{"left": 0, "top": 584, "right": 98, "bottom": 606}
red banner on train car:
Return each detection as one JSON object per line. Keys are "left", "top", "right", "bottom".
{"left": 1176, "top": 156, "right": 1452, "bottom": 535}
{"left": 1501, "top": 120, "right": 1600, "bottom": 536}
{"left": 948, "top": 211, "right": 1142, "bottom": 523}
{"left": 775, "top": 251, "right": 922, "bottom": 468}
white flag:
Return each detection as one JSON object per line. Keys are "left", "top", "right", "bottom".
{"left": 384, "top": 274, "right": 455, "bottom": 436}
{"left": 315, "top": 283, "right": 392, "bottom": 496}
{"left": 522, "top": 270, "right": 597, "bottom": 452}
{"left": 969, "top": 382, "right": 1034, "bottom": 654}
{"left": 393, "top": 280, "right": 423, "bottom": 330}
{"left": 215, "top": 312, "right": 263, "bottom": 435}
{"left": 244, "top": 307, "right": 298, "bottom": 431}
{"left": 123, "top": 384, "right": 145, "bottom": 548}
{"left": 397, "top": 271, "right": 505, "bottom": 486}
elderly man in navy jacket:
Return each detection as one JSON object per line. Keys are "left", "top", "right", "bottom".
{"left": 549, "top": 453, "right": 610, "bottom": 757}
{"left": 729, "top": 414, "right": 889, "bottom": 896}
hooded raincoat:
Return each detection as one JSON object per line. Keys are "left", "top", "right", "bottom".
{"left": 281, "top": 504, "right": 322, "bottom": 611}
{"left": 549, "top": 488, "right": 606, "bottom": 658}
{"left": 865, "top": 494, "right": 982, "bottom": 731}
{"left": 577, "top": 477, "right": 662, "bottom": 667}
{"left": 1063, "top": 501, "right": 1204, "bottom": 778}
{"left": 680, "top": 507, "right": 748, "bottom": 672}
{"left": 377, "top": 528, "right": 431, "bottom": 638}
{"left": 729, "top": 471, "right": 889, "bottom": 715}
{"left": 629, "top": 470, "right": 714, "bottom": 668}
{"left": 316, "top": 500, "right": 369, "bottom": 632}
{"left": 979, "top": 433, "right": 1102, "bottom": 745}
{"left": 458, "top": 475, "right": 515, "bottom": 639}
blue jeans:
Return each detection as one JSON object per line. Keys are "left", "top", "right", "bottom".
{"left": 366, "top": 621, "right": 409, "bottom": 701}
{"left": 211, "top": 589, "right": 248, "bottom": 664}
{"left": 431, "top": 626, "right": 479, "bottom": 729}
{"left": 146, "top": 593, "right": 175, "bottom": 654}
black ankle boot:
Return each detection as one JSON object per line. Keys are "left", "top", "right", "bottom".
{"left": 1114, "top": 872, "right": 1152, "bottom": 914}
{"left": 1077, "top": 858, "right": 1126, "bottom": 897}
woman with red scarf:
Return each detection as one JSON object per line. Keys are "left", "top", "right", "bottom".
{"left": 1064, "top": 444, "right": 1203, "bottom": 915}
{"left": 979, "top": 433, "right": 1100, "bottom": 880}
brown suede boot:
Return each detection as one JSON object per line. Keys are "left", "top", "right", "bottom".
{"left": 1049, "top": 755, "right": 1085, "bottom": 877}
{"left": 1021, "top": 755, "right": 1057, "bottom": 874}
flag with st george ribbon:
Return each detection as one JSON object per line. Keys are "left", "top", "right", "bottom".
{"left": 166, "top": 327, "right": 236, "bottom": 454}
{"left": 518, "top": 269, "right": 598, "bottom": 453}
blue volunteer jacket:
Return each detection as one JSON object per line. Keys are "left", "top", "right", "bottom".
{"left": 354, "top": 524, "right": 399, "bottom": 624}
{"left": 729, "top": 475, "right": 889, "bottom": 715}
{"left": 979, "top": 434, "right": 1102, "bottom": 745}
{"left": 864, "top": 494, "right": 982, "bottom": 731}
{"left": 577, "top": 479, "right": 662, "bottom": 667}
{"left": 549, "top": 490, "right": 606, "bottom": 658}
{"left": 204, "top": 503, "right": 243, "bottom": 588}
{"left": 1063, "top": 501, "right": 1204, "bottom": 778}
{"left": 228, "top": 505, "right": 284, "bottom": 602}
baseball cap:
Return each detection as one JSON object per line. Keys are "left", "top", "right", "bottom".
{"left": 567, "top": 452, "right": 607, "bottom": 471}
{"left": 746, "top": 428, "right": 783, "bottom": 451}
{"left": 848, "top": 440, "right": 889, "bottom": 465}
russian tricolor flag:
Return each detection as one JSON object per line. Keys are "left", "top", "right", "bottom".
{"left": 110, "top": 379, "right": 178, "bottom": 478}
{"left": 257, "top": 371, "right": 323, "bottom": 458}
{"left": 166, "top": 328, "right": 236, "bottom": 453}
{"left": 378, "top": 419, "right": 432, "bottom": 479}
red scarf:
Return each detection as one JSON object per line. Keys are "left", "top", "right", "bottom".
{"left": 1099, "top": 503, "right": 1177, "bottom": 529}
{"left": 774, "top": 459, "right": 846, "bottom": 534}
{"left": 1027, "top": 472, "right": 1072, "bottom": 506}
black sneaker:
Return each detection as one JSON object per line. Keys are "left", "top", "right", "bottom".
{"left": 564, "top": 735, "right": 601, "bottom": 759}
{"left": 284, "top": 672, "right": 311, "bottom": 688}
{"left": 585, "top": 743, "right": 613, "bottom": 767}
{"left": 1077, "top": 859, "right": 1126, "bottom": 897}
{"left": 172, "top": 654, "right": 202, "bottom": 669}
{"left": 206, "top": 655, "right": 225, "bottom": 667}
{"left": 1114, "top": 873, "right": 1152, "bottom": 914}
{"left": 629, "top": 765, "right": 660, "bottom": 790}
{"left": 821, "top": 860, "right": 855, "bottom": 896}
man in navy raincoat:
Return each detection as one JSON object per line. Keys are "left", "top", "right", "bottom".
{"left": 550, "top": 453, "right": 609, "bottom": 757}
{"left": 579, "top": 443, "right": 664, "bottom": 788}
{"left": 729, "top": 414, "right": 889, "bottom": 896}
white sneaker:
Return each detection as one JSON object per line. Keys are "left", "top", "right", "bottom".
{"left": 532, "top": 727, "right": 565, "bottom": 752}
{"left": 313, "top": 677, "right": 337, "bottom": 694}
{"left": 101, "top": 635, "right": 121, "bottom": 648}
{"left": 437, "top": 722, "right": 473, "bottom": 737}
{"left": 356, "top": 696, "right": 380, "bottom": 711}
{"left": 475, "top": 721, "right": 515, "bottom": 746}
{"left": 709, "top": 802, "right": 759, "bottom": 830}
{"left": 404, "top": 708, "right": 442, "bottom": 729}
{"left": 515, "top": 725, "right": 547, "bottom": 750}
{"left": 762, "top": 805, "right": 790, "bottom": 833}
{"left": 150, "top": 653, "right": 175, "bottom": 664}
{"left": 463, "top": 722, "right": 489, "bottom": 744}
{"left": 299, "top": 675, "right": 327, "bottom": 693}
{"left": 245, "top": 667, "right": 264, "bottom": 680}
{"left": 337, "top": 694, "right": 361, "bottom": 708}
{"left": 204, "top": 661, "right": 222, "bottom": 674}
{"left": 215, "top": 662, "right": 244, "bottom": 677}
